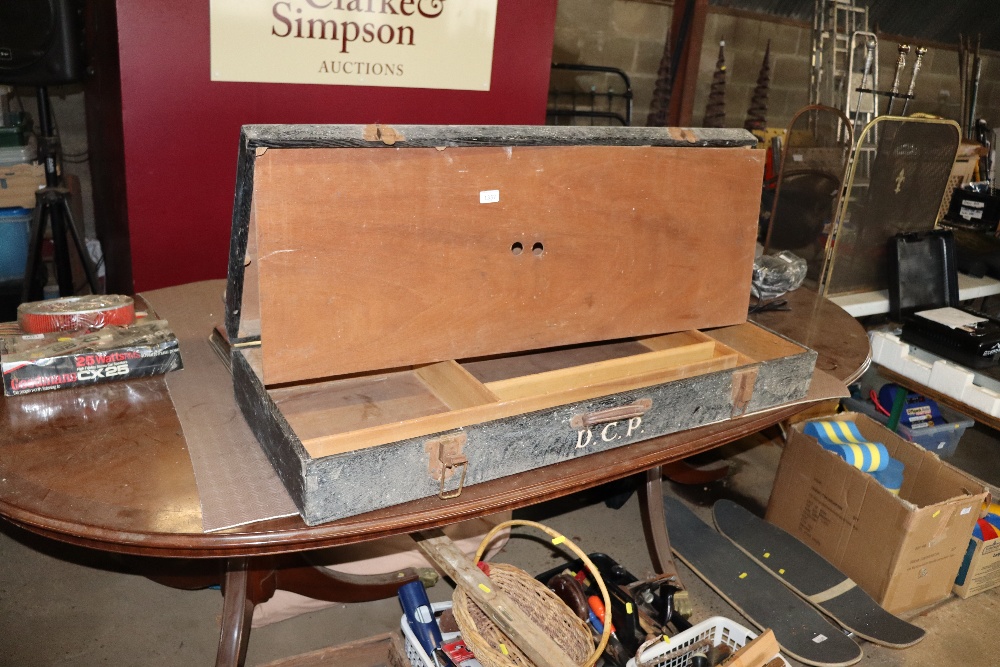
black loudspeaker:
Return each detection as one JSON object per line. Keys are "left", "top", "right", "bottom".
{"left": 0, "top": 0, "right": 84, "bottom": 85}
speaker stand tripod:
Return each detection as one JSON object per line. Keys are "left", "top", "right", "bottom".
{"left": 20, "top": 85, "right": 99, "bottom": 302}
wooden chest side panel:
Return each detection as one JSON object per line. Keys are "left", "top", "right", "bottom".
{"left": 253, "top": 145, "right": 763, "bottom": 385}
{"left": 296, "top": 356, "right": 821, "bottom": 525}
{"left": 298, "top": 370, "right": 739, "bottom": 524}
{"left": 232, "top": 349, "right": 310, "bottom": 509}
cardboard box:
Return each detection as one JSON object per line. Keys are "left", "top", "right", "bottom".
{"left": 766, "top": 412, "right": 989, "bottom": 614}
{"left": 0, "top": 162, "right": 45, "bottom": 209}
{"left": 954, "top": 535, "right": 1000, "bottom": 598}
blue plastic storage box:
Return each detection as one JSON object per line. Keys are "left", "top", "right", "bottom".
{"left": 0, "top": 207, "right": 31, "bottom": 284}
{"left": 842, "top": 396, "right": 974, "bottom": 458}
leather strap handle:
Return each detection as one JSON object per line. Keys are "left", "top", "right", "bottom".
{"left": 570, "top": 398, "right": 652, "bottom": 430}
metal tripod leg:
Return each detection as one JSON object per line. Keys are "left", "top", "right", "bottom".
{"left": 56, "top": 190, "right": 99, "bottom": 294}
{"left": 21, "top": 191, "right": 50, "bottom": 302}
{"left": 20, "top": 187, "right": 100, "bottom": 301}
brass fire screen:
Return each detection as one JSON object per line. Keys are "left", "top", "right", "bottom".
{"left": 822, "top": 116, "right": 961, "bottom": 297}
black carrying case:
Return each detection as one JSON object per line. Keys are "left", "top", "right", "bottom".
{"left": 891, "top": 230, "right": 1000, "bottom": 368}
{"left": 945, "top": 188, "right": 1000, "bottom": 232}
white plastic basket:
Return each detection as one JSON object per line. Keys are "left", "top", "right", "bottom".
{"left": 626, "top": 616, "right": 790, "bottom": 667}
{"left": 401, "top": 601, "right": 460, "bottom": 667}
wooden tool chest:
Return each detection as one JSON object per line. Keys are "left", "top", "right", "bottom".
{"left": 225, "top": 125, "right": 816, "bottom": 525}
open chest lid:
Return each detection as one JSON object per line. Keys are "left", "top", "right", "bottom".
{"left": 225, "top": 124, "right": 763, "bottom": 387}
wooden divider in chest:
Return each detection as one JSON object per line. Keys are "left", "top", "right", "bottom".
{"left": 225, "top": 125, "right": 816, "bottom": 525}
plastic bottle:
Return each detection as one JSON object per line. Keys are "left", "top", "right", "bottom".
{"left": 397, "top": 580, "right": 443, "bottom": 659}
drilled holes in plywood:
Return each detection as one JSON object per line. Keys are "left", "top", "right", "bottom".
{"left": 511, "top": 241, "right": 544, "bottom": 257}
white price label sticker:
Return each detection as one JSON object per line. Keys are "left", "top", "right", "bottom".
{"left": 480, "top": 190, "right": 500, "bottom": 204}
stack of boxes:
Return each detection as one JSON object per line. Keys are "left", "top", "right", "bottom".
{"left": 0, "top": 85, "right": 43, "bottom": 286}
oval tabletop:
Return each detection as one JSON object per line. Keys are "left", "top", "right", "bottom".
{"left": 0, "top": 281, "right": 869, "bottom": 557}
{"left": 749, "top": 287, "right": 871, "bottom": 386}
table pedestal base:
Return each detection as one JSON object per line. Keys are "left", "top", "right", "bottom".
{"left": 216, "top": 555, "right": 420, "bottom": 667}
{"left": 205, "top": 469, "right": 689, "bottom": 667}
{"left": 129, "top": 553, "right": 418, "bottom": 667}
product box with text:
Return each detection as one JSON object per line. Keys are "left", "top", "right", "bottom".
{"left": 1, "top": 320, "right": 182, "bottom": 396}
{"left": 954, "top": 533, "right": 1000, "bottom": 598}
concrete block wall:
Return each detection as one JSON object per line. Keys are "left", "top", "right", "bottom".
{"left": 551, "top": 1, "right": 1000, "bottom": 133}
{"left": 551, "top": 1, "right": 811, "bottom": 128}
{"left": 693, "top": 11, "right": 810, "bottom": 130}
{"left": 551, "top": 0, "right": 672, "bottom": 125}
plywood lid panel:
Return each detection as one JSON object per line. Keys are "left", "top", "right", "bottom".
{"left": 229, "top": 127, "right": 763, "bottom": 385}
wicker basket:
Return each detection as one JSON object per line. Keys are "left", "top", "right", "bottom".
{"left": 452, "top": 520, "right": 612, "bottom": 667}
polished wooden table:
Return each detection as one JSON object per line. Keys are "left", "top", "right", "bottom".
{"left": 0, "top": 281, "right": 869, "bottom": 666}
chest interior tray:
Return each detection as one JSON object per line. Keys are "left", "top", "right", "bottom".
{"left": 237, "top": 321, "right": 807, "bottom": 460}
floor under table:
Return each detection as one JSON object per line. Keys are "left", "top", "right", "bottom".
{"left": 2, "top": 423, "right": 999, "bottom": 667}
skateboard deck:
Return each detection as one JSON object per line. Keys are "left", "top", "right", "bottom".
{"left": 664, "top": 496, "right": 862, "bottom": 667}
{"left": 713, "top": 499, "right": 926, "bottom": 648}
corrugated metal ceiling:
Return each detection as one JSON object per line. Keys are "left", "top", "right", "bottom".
{"left": 712, "top": 0, "right": 1000, "bottom": 52}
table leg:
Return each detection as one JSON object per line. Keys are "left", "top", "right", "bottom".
{"left": 638, "top": 465, "right": 680, "bottom": 580}
{"left": 217, "top": 557, "right": 268, "bottom": 667}
{"left": 639, "top": 466, "right": 693, "bottom": 620}
{"left": 213, "top": 554, "right": 420, "bottom": 667}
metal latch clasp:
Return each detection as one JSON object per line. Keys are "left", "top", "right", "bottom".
{"left": 425, "top": 433, "right": 469, "bottom": 499}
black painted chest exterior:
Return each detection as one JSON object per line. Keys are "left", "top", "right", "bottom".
{"left": 225, "top": 124, "right": 816, "bottom": 525}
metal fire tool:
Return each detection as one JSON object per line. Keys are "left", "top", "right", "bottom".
{"left": 969, "top": 36, "right": 982, "bottom": 139}
{"left": 900, "top": 46, "right": 927, "bottom": 116}
{"left": 885, "top": 43, "right": 910, "bottom": 115}
{"left": 852, "top": 37, "right": 877, "bottom": 128}
{"left": 959, "top": 34, "right": 968, "bottom": 136}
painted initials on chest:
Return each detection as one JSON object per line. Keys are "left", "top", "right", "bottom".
{"left": 575, "top": 416, "right": 643, "bottom": 449}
